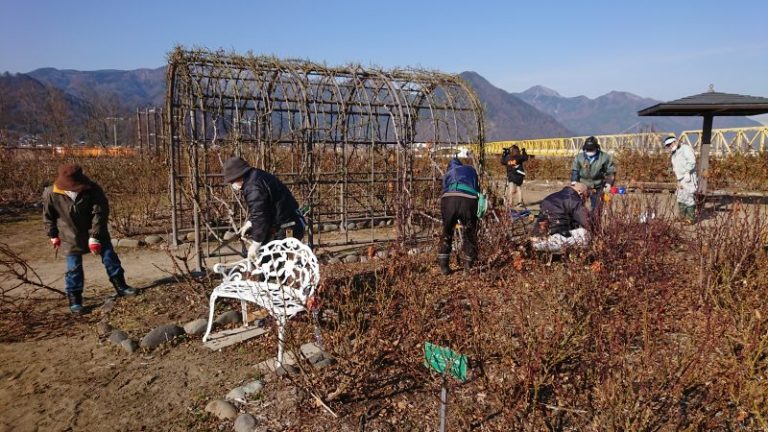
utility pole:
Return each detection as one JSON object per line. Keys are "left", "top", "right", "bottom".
{"left": 105, "top": 116, "right": 123, "bottom": 146}
{"left": 136, "top": 108, "right": 143, "bottom": 153}
{"left": 148, "top": 108, "right": 158, "bottom": 153}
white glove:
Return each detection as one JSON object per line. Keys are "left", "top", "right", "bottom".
{"left": 238, "top": 220, "right": 252, "bottom": 237}
{"left": 247, "top": 241, "right": 262, "bottom": 261}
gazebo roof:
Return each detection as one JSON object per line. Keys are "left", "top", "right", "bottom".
{"left": 638, "top": 91, "right": 768, "bottom": 117}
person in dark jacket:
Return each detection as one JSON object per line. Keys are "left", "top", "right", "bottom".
{"left": 221, "top": 157, "right": 305, "bottom": 261}
{"left": 570, "top": 136, "right": 616, "bottom": 212}
{"left": 437, "top": 157, "right": 480, "bottom": 275}
{"left": 530, "top": 182, "right": 592, "bottom": 251}
{"left": 535, "top": 182, "right": 592, "bottom": 234}
{"left": 43, "top": 164, "right": 136, "bottom": 314}
{"left": 501, "top": 145, "right": 528, "bottom": 208}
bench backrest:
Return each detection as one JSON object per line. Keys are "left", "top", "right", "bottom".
{"left": 253, "top": 237, "right": 319, "bottom": 303}
{"left": 211, "top": 238, "right": 319, "bottom": 318}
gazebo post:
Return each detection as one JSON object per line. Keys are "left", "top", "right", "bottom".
{"left": 639, "top": 90, "right": 768, "bottom": 207}
{"left": 697, "top": 114, "right": 714, "bottom": 194}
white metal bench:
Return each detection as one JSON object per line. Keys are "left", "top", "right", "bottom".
{"left": 203, "top": 237, "right": 319, "bottom": 366}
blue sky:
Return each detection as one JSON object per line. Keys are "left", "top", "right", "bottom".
{"left": 1, "top": 0, "right": 767, "bottom": 104}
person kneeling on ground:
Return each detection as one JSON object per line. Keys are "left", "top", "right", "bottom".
{"left": 437, "top": 157, "right": 481, "bottom": 275}
{"left": 43, "top": 164, "right": 137, "bottom": 314}
{"left": 221, "top": 157, "right": 306, "bottom": 261}
{"left": 530, "top": 182, "right": 592, "bottom": 252}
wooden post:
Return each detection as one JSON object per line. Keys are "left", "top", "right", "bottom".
{"left": 190, "top": 104, "right": 203, "bottom": 273}
{"left": 697, "top": 114, "right": 713, "bottom": 194}
{"left": 154, "top": 108, "right": 162, "bottom": 155}
{"left": 143, "top": 108, "right": 151, "bottom": 154}
{"left": 136, "top": 108, "right": 143, "bottom": 155}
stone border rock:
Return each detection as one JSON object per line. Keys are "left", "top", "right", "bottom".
{"left": 183, "top": 318, "right": 209, "bottom": 336}
{"left": 234, "top": 413, "right": 257, "bottom": 432}
{"left": 110, "top": 238, "right": 145, "bottom": 248}
{"left": 140, "top": 324, "right": 186, "bottom": 350}
{"left": 205, "top": 399, "right": 238, "bottom": 420}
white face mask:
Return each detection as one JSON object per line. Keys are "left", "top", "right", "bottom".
{"left": 64, "top": 191, "right": 78, "bottom": 201}
{"left": 231, "top": 182, "right": 243, "bottom": 192}
{"left": 585, "top": 151, "right": 597, "bottom": 157}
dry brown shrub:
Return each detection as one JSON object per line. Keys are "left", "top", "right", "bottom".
{"left": 270, "top": 197, "right": 768, "bottom": 430}
{"left": 485, "top": 151, "right": 768, "bottom": 190}
{"left": 0, "top": 241, "right": 70, "bottom": 342}
{"left": 0, "top": 150, "right": 169, "bottom": 235}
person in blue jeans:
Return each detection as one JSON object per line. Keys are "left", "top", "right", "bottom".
{"left": 43, "top": 164, "right": 136, "bottom": 313}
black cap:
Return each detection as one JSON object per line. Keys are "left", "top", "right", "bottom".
{"left": 583, "top": 136, "right": 599, "bottom": 152}
{"left": 222, "top": 157, "right": 252, "bottom": 183}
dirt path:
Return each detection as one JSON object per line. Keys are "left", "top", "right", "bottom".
{"left": 0, "top": 258, "right": 303, "bottom": 431}
{"left": 0, "top": 322, "right": 266, "bottom": 432}
{"left": 0, "top": 214, "right": 184, "bottom": 296}
{"left": 0, "top": 211, "right": 328, "bottom": 431}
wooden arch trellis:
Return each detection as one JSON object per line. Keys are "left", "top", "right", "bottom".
{"left": 165, "top": 48, "right": 485, "bottom": 271}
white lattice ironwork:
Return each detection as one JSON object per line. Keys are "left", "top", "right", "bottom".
{"left": 202, "top": 237, "right": 319, "bottom": 365}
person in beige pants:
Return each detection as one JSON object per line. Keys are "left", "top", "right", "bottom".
{"left": 501, "top": 145, "right": 528, "bottom": 208}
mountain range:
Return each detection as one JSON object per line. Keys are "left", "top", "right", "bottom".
{"left": 514, "top": 85, "right": 760, "bottom": 135}
{"left": 458, "top": 72, "right": 573, "bottom": 140}
{"left": 28, "top": 67, "right": 166, "bottom": 108}
{"left": 0, "top": 72, "right": 88, "bottom": 138}
{"left": 0, "top": 66, "right": 762, "bottom": 145}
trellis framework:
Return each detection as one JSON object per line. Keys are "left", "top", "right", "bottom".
{"left": 166, "top": 48, "right": 484, "bottom": 270}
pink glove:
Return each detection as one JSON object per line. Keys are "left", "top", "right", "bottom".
{"left": 88, "top": 238, "right": 102, "bottom": 255}
{"left": 50, "top": 237, "right": 61, "bottom": 249}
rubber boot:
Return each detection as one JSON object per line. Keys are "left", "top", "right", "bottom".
{"left": 437, "top": 254, "right": 451, "bottom": 275}
{"left": 463, "top": 258, "right": 475, "bottom": 275}
{"left": 684, "top": 205, "right": 696, "bottom": 224}
{"left": 109, "top": 274, "right": 137, "bottom": 296}
{"left": 68, "top": 292, "right": 83, "bottom": 314}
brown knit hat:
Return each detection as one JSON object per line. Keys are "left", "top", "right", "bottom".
{"left": 54, "top": 164, "right": 91, "bottom": 192}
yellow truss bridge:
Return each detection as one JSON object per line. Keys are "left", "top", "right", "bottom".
{"left": 485, "top": 126, "right": 768, "bottom": 157}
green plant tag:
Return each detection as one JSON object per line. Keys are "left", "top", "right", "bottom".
{"left": 424, "top": 342, "right": 468, "bottom": 382}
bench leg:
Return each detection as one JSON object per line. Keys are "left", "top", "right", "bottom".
{"left": 276, "top": 316, "right": 287, "bottom": 368}
{"left": 241, "top": 300, "right": 249, "bottom": 328}
{"left": 202, "top": 293, "right": 217, "bottom": 343}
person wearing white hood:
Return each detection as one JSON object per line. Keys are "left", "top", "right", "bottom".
{"left": 664, "top": 136, "right": 698, "bottom": 223}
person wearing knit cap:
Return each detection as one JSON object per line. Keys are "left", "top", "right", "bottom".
{"left": 43, "top": 164, "right": 136, "bottom": 313}
{"left": 221, "top": 157, "right": 305, "bottom": 261}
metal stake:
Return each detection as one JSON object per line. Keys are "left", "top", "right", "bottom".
{"left": 439, "top": 380, "right": 447, "bottom": 432}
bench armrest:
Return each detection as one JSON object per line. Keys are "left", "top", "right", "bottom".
{"left": 212, "top": 259, "right": 251, "bottom": 277}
